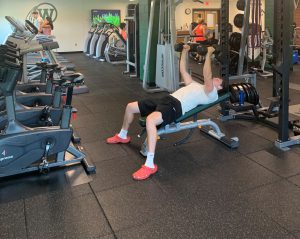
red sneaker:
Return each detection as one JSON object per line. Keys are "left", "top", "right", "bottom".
{"left": 106, "top": 134, "right": 131, "bottom": 144}
{"left": 132, "top": 165, "right": 158, "bottom": 180}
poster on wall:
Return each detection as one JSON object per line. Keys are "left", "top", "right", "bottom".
{"left": 26, "top": 2, "right": 58, "bottom": 22}
{"left": 91, "top": 9, "right": 121, "bottom": 26}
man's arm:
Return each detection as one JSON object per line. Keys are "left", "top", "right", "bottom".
{"left": 180, "top": 45, "right": 193, "bottom": 86}
{"left": 203, "top": 47, "right": 215, "bottom": 94}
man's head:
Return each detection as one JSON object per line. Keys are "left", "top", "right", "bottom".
{"left": 120, "top": 22, "right": 126, "bottom": 30}
{"left": 45, "top": 17, "right": 54, "bottom": 30}
{"left": 213, "top": 77, "right": 223, "bottom": 90}
{"left": 32, "top": 11, "right": 39, "bottom": 19}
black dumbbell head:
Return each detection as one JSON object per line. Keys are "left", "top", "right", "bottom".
{"left": 212, "top": 44, "right": 220, "bottom": 54}
{"left": 174, "top": 42, "right": 184, "bottom": 52}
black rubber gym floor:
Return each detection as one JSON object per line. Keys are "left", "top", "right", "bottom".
{"left": 1, "top": 53, "right": 300, "bottom": 239}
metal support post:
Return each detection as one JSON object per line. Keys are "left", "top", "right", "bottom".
{"left": 220, "top": 0, "right": 230, "bottom": 91}
{"left": 237, "top": 0, "right": 251, "bottom": 75}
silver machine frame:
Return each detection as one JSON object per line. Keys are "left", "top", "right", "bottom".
{"left": 143, "top": 0, "right": 181, "bottom": 93}
{"left": 124, "top": 4, "right": 139, "bottom": 77}
{"left": 104, "top": 34, "right": 127, "bottom": 65}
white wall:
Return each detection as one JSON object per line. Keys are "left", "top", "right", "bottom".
{"left": 175, "top": 0, "right": 265, "bottom": 33}
{"left": 0, "top": 0, "right": 132, "bottom": 52}
{"left": 0, "top": 0, "right": 265, "bottom": 52}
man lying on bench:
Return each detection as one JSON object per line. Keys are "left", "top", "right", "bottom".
{"left": 106, "top": 45, "right": 223, "bottom": 180}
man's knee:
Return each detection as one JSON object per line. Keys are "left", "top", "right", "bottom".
{"left": 146, "top": 112, "right": 163, "bottom": 126}
{"left": 126, "top": 102, "right": 138, "bottom": 113}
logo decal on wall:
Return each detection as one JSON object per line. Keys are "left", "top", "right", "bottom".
{"left": 26, "top": 2, "right": 58, "bottom": 22}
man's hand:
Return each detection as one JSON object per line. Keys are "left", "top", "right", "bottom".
{"left": 207, "top": 46, "right": 215, "bottom": 55}
{"left": 182, "top": 44, "right": 190, "bottom": 52}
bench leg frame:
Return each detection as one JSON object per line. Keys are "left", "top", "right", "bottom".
{"left": 140, "top": 118, "right": 239, "bottom": 156}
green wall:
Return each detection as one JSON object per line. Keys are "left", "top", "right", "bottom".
{"left": 138, "top": 0, "right": 150, "bottom": 80}
{"left": 138, "top": 0, "right": 159, "bottom": 84}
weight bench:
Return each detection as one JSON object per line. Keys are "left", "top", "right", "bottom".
{"left": 139, "top": 93, "right": 239, "bottom": 156}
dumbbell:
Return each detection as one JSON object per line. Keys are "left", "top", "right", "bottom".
{"left": 174, "top": 42, "right": 200, "bottom": 52}
{"left": 196, "top": 44, "right": 221, "bottom": 56}
{"left": 174, "top": 42, "right": 221, "bottom": 56}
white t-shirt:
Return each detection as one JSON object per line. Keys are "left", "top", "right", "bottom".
{"left": 171, "top": 81, "right": 218, "bottom": 114}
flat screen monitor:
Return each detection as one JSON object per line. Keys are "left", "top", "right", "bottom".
{"left": 91, "top": 9, "right": 121, "bottom": 26}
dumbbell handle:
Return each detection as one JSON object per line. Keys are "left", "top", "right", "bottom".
{"left": 174, "top": 42, "right": 199, "bottom": 52}
{"left": 197, "top": 44, "right": 221, "bottom": 56}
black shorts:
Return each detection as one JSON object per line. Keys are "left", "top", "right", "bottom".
{"left": 138, "top": 95, "right": 182, "bottom": 126}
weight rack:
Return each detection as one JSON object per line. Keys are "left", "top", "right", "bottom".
{"left": 273, "top": 0, "right": 299, "bottom": 149}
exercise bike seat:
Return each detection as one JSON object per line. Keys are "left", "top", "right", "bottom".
{"left": 36, "top": 62, "right": 58, "bottom": 69}
{"left": 52, "top": 73, "right": 84, "bottom": 86}
{"left": 60, "top": 73, "right": 84, "bottom": 84}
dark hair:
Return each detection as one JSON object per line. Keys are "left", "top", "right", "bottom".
{"left": 32, "top": 11, "right": 38, "bottom": 14}
{"left": 120, "top": 22, "right": 126, "bottom": 30}
{"left": 46, "top": 17, "right": 54, "bottom": 30}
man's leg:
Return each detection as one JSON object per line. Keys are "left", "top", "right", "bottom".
{"left": 121, "top": 101, "right": 140, "bottom": 131}
{"left": 106, "top": 101, "right": 140, "bottom": 144}
{"left": 145, "top": 111, "right": 163, "bottom": 155}
{"left": 133, "top": 111, "right": 163, "bottom": 180}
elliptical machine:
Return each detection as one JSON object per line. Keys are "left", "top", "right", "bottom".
{"left": 83, "top": 25, "right": 98, "bottom": 55}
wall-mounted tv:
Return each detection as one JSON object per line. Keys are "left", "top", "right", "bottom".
{"left": 91, "top": 9, "right": 121, "bottom": 26}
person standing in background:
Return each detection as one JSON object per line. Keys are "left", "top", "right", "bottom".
{"left": 119, "top": 22, "right": 127, "bottom": 41}
{"left": 39, "top": 17, "right": 54, "bottom": 35}
{"left": 192, "top": 19, "right": 207, "bottom": 63}
{"left": 193, "top": 19, "right": 207, "bottom": 43}
{"left": 31, "top": 11, "right": 43, "bottom": 30}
